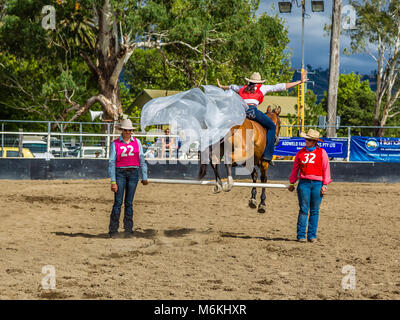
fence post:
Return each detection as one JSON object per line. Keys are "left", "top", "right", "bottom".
{"left": 60, "top": 123, "right": 64, "bottom": 157}
{"left": 47, "top": 122, "right": 51, "bottom": 154}
{"left": 106, "top": 123, "right": 111, "bottom": 159}
{"left": 1, "top": 122, "right": 4, "bottom": 151}
{"left": 18, "top": 128, "right": 23, "bottom": 157}
{"left": 79, "top": 123, "right": 83, "bottom": 158}
{"left": 347, "top": 127, "right": 351, "bottom": 162}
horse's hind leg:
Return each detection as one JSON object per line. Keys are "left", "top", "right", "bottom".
{"left": 222, "top": 163, "right": 234, "bottom": 192}
{"left": 258, "top": 165, "right": 268, "bottom": 214}
{"left": 249, "top": 168, "right": 258, "bottom": 208}
{"left": 207, "top": 143, "right": 224, "bottom": 193}
{"left": 210, "top": 162, "right": 223, "bottom": 193}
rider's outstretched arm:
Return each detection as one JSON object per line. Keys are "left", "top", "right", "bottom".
{"left": 216, "top": 79, "right": 230, "bottom": 90}
{"left": 285, "top": 78, "right": 309, "bottom": 90}
{"left": 285, "top": 70, "right": 309, "bottom": 90}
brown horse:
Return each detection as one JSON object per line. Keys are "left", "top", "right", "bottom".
{"left": 198, "top": 106, "right": 281, "bottom": 213}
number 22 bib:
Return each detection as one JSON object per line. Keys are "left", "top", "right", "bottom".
{"left": 114, "top": 138, "right": 140, "bottom": 167}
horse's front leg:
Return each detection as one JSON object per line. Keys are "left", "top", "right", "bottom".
{"left": 249, "top": 168, "right": 258, "bottom": 208}
{"left": 222, "top": 163, "right": 234, "bottom": 192}
{"left": 258, "top": 163, "right": 269, "bottom": 213}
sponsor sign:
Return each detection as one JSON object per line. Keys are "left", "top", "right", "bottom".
{"left": 350, "top": 136, "right": 400, "bottom": 162}
{"left": 274, "top": 137, "right": 348, "bottom": 158}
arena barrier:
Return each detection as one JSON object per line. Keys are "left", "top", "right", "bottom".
{"left": 148, "top": 178, "right": 287, "bottom": 188}
{"left": 2, "top": 159, "right": 400, "bottom": 183}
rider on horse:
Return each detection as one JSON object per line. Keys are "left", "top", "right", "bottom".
{"left": 217, "top": 72, "right": 308, "bottom": 165}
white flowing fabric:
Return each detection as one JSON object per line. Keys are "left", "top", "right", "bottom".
{"left": 140, "top": 85, "right": 247, "bottom": 152}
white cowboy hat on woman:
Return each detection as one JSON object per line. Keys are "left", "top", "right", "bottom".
{"left": 300, "top": 129, "right": 323, "bottom": 142}
{"left": 118, "top": 119, "right": 136, "bottom": 130}
{"left": 245, "top": 72, "right": 266, "bottom": 84}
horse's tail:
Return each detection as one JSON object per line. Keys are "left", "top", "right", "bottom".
{"left": 198, "top": 147, "right": 211, "bottom": 179}
{"left": 198, "top": 139, "right": 224, "bottom": 179}
{"left": 198, "top": 163, "right": 208, "bottom": 179}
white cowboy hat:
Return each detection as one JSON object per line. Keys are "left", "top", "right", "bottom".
{"left": 300, "top": 129, "right": 323, "bottom": 142}
{"left": 245, "top": 72, "right": 266, "bottom": 84}
{"left": 118, "top": 119, "right": 136, "bottom": 130}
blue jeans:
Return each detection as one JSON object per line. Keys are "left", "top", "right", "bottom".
{"left": 296, "top": 179, "right": 323, "bottom": 240}
{"left": 109, "top": 168, "right": 139, "bottom": 233}
{"left": 246, "top": 106, "right": 276, "bottom": 160}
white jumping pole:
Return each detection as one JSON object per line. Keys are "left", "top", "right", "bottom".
{"left": 148, "top": 178, "right": 287, "bottom": 188}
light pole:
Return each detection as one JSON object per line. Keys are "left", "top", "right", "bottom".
{"left": 278, "top": 0, "right": 324, "bottom": 134}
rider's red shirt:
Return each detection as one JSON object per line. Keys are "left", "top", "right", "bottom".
{"left": 238, "top": 84, "right": 264, "bottom": 104}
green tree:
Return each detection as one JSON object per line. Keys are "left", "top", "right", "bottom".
{"left": 0, "top": 0, "right": 98, "bottom": 129}
{"left": 347, "top": 0, "right": 400, "bottom": 136}
{"left": 1, "top": 0, "right": 293, "bottom": 126}
{"left": 320, "top": 73, "right": 375, "bottom": 136}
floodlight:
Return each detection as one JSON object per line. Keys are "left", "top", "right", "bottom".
{"left": 278, "top": 1, "right": 292, "bottom": 13}
{"left": 311, "top": 1, "right": 324, "bottom": 12}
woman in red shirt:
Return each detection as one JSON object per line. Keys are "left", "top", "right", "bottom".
{"left": 288, "top": 129, "right": 332, "bottom": 243}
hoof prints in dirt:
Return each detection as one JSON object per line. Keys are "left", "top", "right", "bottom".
{"left": 104, "top": 249, "right": 160, "bottom": 260}
{"left": 163, "top": 228, "right": 196, "bottom": 237}
{"left": 16, "top": 195, "right": 111, "bottom": 206}
{"left": 220, "top": 231, "right": 296, "bottom": 243}
{"left": 53, "top": 229, "right": 158, "bottom": 239}
{"left": 38, "top": 290, "right": 70, "bottom": 299}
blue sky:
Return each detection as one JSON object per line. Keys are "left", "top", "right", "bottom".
{"left": 258, "top": 0, "right": 377, "bottom": 75}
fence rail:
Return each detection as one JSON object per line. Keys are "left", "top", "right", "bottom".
{"left": 1, "top": 120, "right": 400, "bottom": 162}
{"left": 0, "top": 130, "right": 182, "bottom": 160}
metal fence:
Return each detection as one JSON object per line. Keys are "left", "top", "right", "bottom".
{"left": 1, "top": 119, "right": 400, "bottom": 161}
{"left": 0, "top": 119, "right": 187, "bottom": 160}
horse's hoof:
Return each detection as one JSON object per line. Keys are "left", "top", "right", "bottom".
{"left": 258, "top": 204, "right": 266, "bottom": 214}
{"left": 222, "top": 182, "right": 233, "bottom": 192}
{"left": 212, "top": 184, "right": 223, "bottom": 194}
{"left": 222, "top": 176, "right": 234, "bottom": 192}
{"left": 248, "top": 199, "right": 257, "bottom": 208}
{"left": 222, "top": 183, "right": 232, "bottom": 192}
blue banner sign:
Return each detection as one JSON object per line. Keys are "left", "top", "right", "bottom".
{"left": 350, "top": 136, "right": 400, "bottom": 162}
{"left": 274, "top": 137, "right": 348, "bottom": 158}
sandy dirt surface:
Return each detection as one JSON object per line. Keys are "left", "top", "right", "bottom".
{"left": 0, "top": 179, "right": 400, "bottom": 300}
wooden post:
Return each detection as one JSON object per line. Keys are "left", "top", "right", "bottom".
{"left": 18, "top": 128, "right": 23, "bottom": 157}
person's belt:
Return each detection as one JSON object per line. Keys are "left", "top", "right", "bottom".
{"left": 247, "top": 103, "right": 257, "bottom": 107}
{"left": 117, "top": 167, "right": 138, "bottom": 172}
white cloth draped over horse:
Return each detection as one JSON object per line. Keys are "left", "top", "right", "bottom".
{"left": 140, "top": 85, "right": 247, "bottom": 153}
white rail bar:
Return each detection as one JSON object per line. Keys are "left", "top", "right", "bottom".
{"left": 0, "top": 131, "right": 178, "bottom": 138}
{"left": 148, "top": 178, "right": 287, "bottom": 188}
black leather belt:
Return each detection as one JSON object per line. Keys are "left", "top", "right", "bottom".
{"left": 117, "top": 167, "right": 137, "bottom": 172}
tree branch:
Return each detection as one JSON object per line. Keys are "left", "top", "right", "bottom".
{"left": 80, "top": 52, "right": 100, "bottom": 81}
{"left": 67, "top": 94, "right": 110, "bottom": 123}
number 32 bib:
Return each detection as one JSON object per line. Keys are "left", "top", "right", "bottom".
{"left": 298, "top": 147, "right": 323, "bottom": 177}
{"left": 114, "top": 138, "right": 140, "bottom": 167}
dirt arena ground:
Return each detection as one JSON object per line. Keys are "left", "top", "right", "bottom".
{"left": 0, "top": 179, "right": 400, "bottom": 300}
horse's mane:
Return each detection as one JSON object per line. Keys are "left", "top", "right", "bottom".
{"left": 266, "top": 106, "right": 281, "bottom": 127}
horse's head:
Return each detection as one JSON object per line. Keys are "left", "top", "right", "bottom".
{"left": 266, "top": 106, "right": 281, "bottom": 144}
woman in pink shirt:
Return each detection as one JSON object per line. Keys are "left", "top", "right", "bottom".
{"left": 288, "top": 129, "right": 332, "bottom": 243}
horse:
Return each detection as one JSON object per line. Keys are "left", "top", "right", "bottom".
{"left": 198, "top": 106, "right": 281, "bottom": 213}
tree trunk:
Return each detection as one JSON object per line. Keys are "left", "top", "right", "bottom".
{"left": 99, "top": 80, "right": 122, "bottom": 122}
{"left": 99, "top": 81, "right": 122, "bottom": 135}
{"left": 373, "top": 40, "right": 384, "bottom": 137}
{"left": 326, "top": 0, "right": 342, "bottom": 138}
{"left": 70, "top": 0, "right": 125, "bottom": 127}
